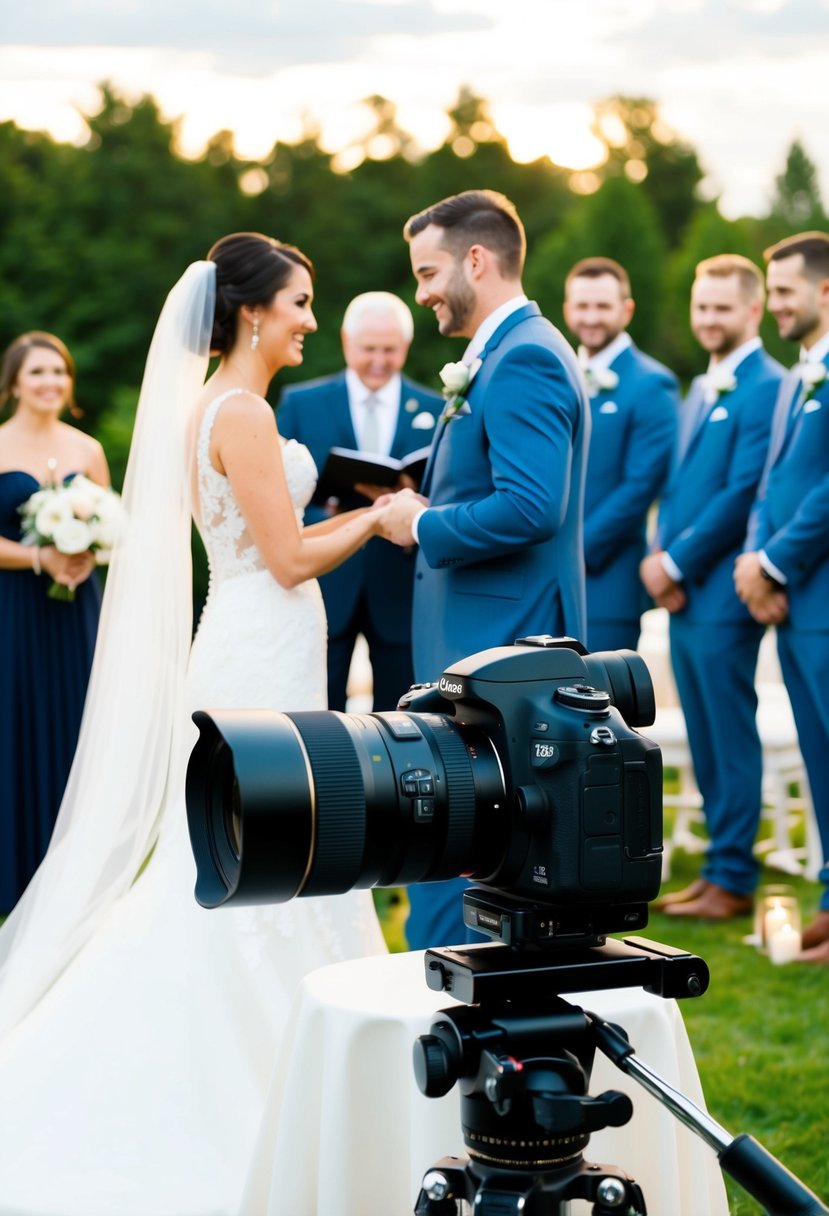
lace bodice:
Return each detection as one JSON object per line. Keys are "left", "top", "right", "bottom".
{"left": 195, "top": 389, "right": 318, "bottom": 584}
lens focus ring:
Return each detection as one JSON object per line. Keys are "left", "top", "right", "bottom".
{"left": 289, "top": 712, "right": 367, "bottom": 894}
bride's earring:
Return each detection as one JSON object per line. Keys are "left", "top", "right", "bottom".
{"left": 251, "top": 318, "right": 260, "bottom": 351}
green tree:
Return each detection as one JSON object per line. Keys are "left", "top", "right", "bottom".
{"left": 526, "top": 175, "right": 667, "bottom": 352}
{"left": 591, "top": 96, "right": 705, "bottom": 248}
{"left": 770, "top": 139, "right": 825, "bottom": 229}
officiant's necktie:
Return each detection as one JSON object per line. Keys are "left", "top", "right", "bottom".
{"left": 361, "top": 393, "right": 382, "bottom": 453}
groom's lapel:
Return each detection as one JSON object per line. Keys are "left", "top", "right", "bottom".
{"left": 421, "top": 305, "right": 539, "bottom": 497}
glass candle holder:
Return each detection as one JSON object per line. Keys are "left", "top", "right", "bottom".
{"left": 760, "top": 891, "right": 802, "bottom": 964}
{"left": 746, "top": 883, "right": 796, "bottom": 949}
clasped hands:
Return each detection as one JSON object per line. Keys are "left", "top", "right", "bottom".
{"left": 358, "top": 484, "right": 426, "bottom": 547}
{"left": 640, "top": 549, "right": 789, "bottom": 625}
{"left": 733, "top": 552, "right": 789, "bottom": 625}
{"left": 40, "top": 545, "right": 97, "bottom": 591}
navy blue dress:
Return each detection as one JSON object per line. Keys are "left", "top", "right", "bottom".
{"left": 0, "top": 471, "right": 101, "bottom": 912}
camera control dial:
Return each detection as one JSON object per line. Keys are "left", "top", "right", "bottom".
{"left": 555, "top": 685, "right": 611, "bottom": 712}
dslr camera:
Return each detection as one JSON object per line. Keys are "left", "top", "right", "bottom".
{"left": 186, "top": 636, "right": 663, "bottom": 947}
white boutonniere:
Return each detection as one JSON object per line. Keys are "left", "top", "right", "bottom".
{"left": 438, "top": 359, "right": 480, "bottom": 423}
{"left": 581, "top": 366, "right": 619, "bottom": 398}
{"left": 709, "top": 366, "right": 737, "bottom": 398}
{"left": 799, "top": 361, "right": 828, "bottom": 401}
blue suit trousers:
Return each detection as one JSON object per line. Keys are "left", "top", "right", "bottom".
{"left": 669, "top": 617, "right": 764, "bottom": 895}
{"left": 776, "top": 625, "right": 829, "bottom": 908}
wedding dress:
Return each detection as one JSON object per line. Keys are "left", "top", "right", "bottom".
{"left": 0, "top": 388, "right": 386, "bottom": 1215}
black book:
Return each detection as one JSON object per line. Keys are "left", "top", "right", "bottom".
{"left": 315, "top": 444, "right": 432, "bottom": 500}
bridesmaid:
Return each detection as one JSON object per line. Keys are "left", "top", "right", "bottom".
{"left": 0, "top": 332, "right": 110, "bottom": 912}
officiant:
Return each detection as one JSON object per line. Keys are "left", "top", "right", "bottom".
{"left": 277, "top": 292, "right": 441, "bottom": 710}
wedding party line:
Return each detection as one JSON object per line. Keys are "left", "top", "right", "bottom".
{"left": 1, "top": 184, "right": 828, "bottom": 1213}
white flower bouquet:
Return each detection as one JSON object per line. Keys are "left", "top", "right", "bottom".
{"left": 19, "top": 473, "right": 125, "bottom": 601}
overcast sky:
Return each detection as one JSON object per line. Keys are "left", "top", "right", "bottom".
{"left": 1, "top": 0, "right": 828, "bottom": 217}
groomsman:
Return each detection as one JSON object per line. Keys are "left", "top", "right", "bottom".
{"left": 277, "top": 293, "right": 442, "bottom": 710}
{"left": 642, "top": 255, "right": 785, "bottom": 920}
{"left": 734, "top": 232, "right": 829, "bottom": 959}
{"left": 381, "top": 189, "right": 589, "bottom": 948}
{"left": 563, "top": 257, "right": 678, "bottom": 651}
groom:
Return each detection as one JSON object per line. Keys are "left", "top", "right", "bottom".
{"left": 380, "top": 189, "right": 590, "bottom": 949}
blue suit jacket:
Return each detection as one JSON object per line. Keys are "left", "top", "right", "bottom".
{"left": 277, "top": 372, "right": 442, "bottom": 642}
{"left": 752, "top": 357, "right": 829, "bottom": 630}
{"left": 413, "top": 302, "right": 589, "bottom": 683}
{"left": 658, "top": 346, "right": 785, "bottom": 623}
{"left": 584, "top": 343, "right": 678, "bottom": 631}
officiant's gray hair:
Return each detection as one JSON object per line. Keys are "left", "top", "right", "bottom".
{"left": 341, "top": 292, "right": 414, "bottom": 342}
{"left": 404, "top": 189, "right": 526, "bottom": 279}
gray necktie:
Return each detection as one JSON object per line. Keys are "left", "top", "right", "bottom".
{"left": 362, "top": 393, "right": 381, "bottom": 453}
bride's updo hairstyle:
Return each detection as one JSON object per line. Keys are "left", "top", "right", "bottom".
{"left": 207, "top": 232, "right": 315, "bottom": 354}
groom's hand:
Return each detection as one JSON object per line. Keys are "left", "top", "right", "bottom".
{"left": 378, "top": 488, "right": 427, "bottom": 546}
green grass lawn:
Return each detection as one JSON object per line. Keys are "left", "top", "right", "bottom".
{"left": 375, "top": 832, "right": 829, "bottom": 1215}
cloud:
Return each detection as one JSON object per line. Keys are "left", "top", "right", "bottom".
{"left": 2, "top": 0, "right": 490, "bottom": 75}
{"left": 603, "top": 0, "right": 829, "bottom": 68}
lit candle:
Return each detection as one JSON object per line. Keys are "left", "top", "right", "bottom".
{"left": 768, "top": 922, "right": 802, "bottom": 965}
{"left": 763, "top": 900, "right": 790, "bottom": 944}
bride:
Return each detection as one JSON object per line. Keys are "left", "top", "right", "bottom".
{"left": 0, "top": 234, "right": 388, "bottom": 1214}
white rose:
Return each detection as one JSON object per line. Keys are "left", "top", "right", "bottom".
{"left": 411, "top": 411, "right": 436, "bottom": 430}
{"left": 800, "top": 362, "right": 827, "bottom": 387}
{"left": 52, "top": 517, "right": 93, "bottom": 555}
{"left": 439, "top": 362, "right": 470, "bottom": 394}
{"left": 709, "top": 367, "right": 737, "bottom": 394}
{"left": 35, "top": 493, "right": 73, "bottom": 540}
{"left": 596, "top": 368, "right": 619, "bottom": 391}
{"left": 66, "top": 475, "right": 105, "bottom": 521}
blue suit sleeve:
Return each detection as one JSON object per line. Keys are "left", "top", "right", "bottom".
{"left": 418, "top": 342, "right": 581, "bottom": 567}
{"left": 667, "top": 389, "right": 775, "bottom": 580}
{"left": 764, "top": 473, "right": 829, "bottom": 584}
{"left": 584, "top": 371, "right": 678, "bottom": 573}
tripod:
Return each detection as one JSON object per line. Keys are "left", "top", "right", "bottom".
{"left": 413, "top": 935, "right": 829, "bottom": 1216}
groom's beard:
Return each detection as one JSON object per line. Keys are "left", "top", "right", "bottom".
{"left": 439, "top": 266, "right": 477, "bottom": 337}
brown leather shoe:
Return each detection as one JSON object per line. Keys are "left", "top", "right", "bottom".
{"left": 801, "top": 910, "right": 829, "bottom": 950}
{"left": 652, "top": 878, "right": 710, "bottom": 911}
{"left": 663, "top": 882, "right": 753, "bottom": 921}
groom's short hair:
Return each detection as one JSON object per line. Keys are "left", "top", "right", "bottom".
{"left": 404, "top": 190, "right": 526, "bottom": 279}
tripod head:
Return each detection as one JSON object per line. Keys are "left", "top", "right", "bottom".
{"left": 412, "top": 935, "right": 699, "bottom": 1215}
{"left": 413, "top": 904, "right": 828, "bottom": 1216}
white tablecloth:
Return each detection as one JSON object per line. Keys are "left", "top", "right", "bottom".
{"left": 242, "top": 950, "right": 728, "bottom": 1215}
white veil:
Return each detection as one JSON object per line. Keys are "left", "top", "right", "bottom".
{"left": 0, "top": 260, "right": 216, "bottom": 1035}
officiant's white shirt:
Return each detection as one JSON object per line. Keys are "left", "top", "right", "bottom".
{"left": 346, "top": 369, "right": 401, "bottom": 456}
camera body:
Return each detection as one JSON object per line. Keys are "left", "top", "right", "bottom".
{"left": 397, "top": 637, "right": 663, "bottom": 941}
{"left": 187, "top": 637, "right": 663, "bottom": 946}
